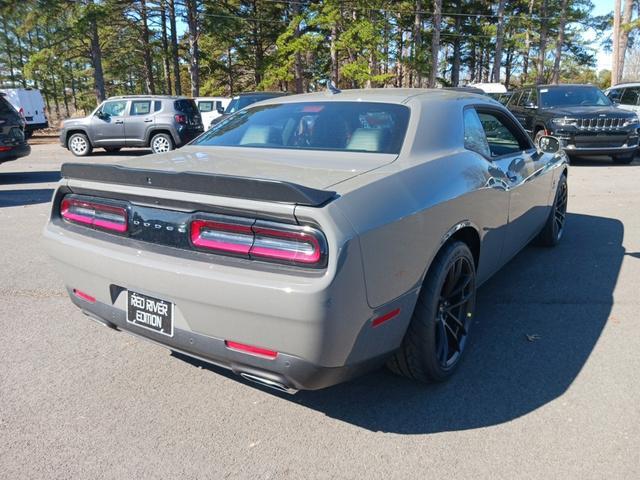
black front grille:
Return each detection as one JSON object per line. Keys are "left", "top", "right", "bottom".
{"left": 577, "top": 117, "right": 627, "bottom": 130}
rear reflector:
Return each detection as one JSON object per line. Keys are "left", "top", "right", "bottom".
{"left": 73, "top": 289, "right": 96, "bottom": 303}
{"left": 61, "top": 196, "right": 128, "bottom": 233}
{"left": 0, "top": 146, "right": 12, "bottom": 152}
{"left": 225, "top": 340, "right": 278, "bottom": 360}
{"left": 371, "top": 308, "right": 401, "bottom": 327}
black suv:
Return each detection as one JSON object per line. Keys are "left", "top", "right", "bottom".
{"left": 209, "top": 92, "right": 286, "bottom": 128}
{"left": 0, "top": 94, "right": 30, "bottom": 164}
{"left": 507, "top": 84, "right": 639, "bottom": 164}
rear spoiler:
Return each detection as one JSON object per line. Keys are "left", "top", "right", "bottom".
{"left": 60, "top": 163, "right": 337, "bottom": 207}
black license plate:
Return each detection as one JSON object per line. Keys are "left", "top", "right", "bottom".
{"left": 126, "top": 290, "right": 174, "bottom": 337}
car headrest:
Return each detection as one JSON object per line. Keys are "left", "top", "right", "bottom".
{"left": 240, "top": 125, "right": 272, "bottom": 145}
{"left": 346, "top": 128, "right": 386, "bottom": 152}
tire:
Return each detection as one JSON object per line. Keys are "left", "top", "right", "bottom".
{"left": 67, "top": 132, "right": 92, "bottom": 157}
{"left": 613, "top": 153, "right": 635, "bottom": 165}
{"left": 387, "top": 241, "right": 476, "bottom": 383}
{"left": 536, "top": 174, "right": 568, "bottom": 247}
{"left": 104, "top": 147, "right": 121, "bottom": 153}
{"left": 150, "top": 133, "right": 174, "bottom": 154}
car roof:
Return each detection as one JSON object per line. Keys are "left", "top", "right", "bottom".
{"left": 234, "top": 92, "right": 286, "bottom": 97}
{"left": 106, "top": 95, "right": 188, "bottom": 100}
{"left": 605, "top": 82, "right": 640, "bottom": 89}
{"left": 515, "top": 84, "right": 598, "bottom": 90}
{"left": 254, "top": 88, "right": 492, "bottom": 106}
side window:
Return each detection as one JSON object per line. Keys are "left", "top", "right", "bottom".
{"left": 477, "top": 112, "right": 524, "bottom": 157}
{"left": 508, "top": 91, "right": 522, "bottom": 107}
{"left": 198, "top": 101, "right": 213, "bottom": 113}
{"left": 130, "top": 100, "right": 151, "bottom": 116}
{"left": 529, "top": 89, "right": 538, "bottom": 107}
{"left": 154, "top": 100, "right": 162, "bottom": 112}
{"left": 101, "top": 101, "right": 127, "bottom": 117}
{"left": 463, "top": 109, "right": 491, "bottom": 158}
{"left": 620, "top": 88, "right": 639, "bottom": 106}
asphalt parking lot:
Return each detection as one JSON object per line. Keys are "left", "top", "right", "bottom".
{"left": 1, "top": 141, "right": 640, "bottom": 479}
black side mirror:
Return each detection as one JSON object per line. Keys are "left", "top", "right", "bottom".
{"left": 96, "top": 110, "right": 109, "bottom": 120}
{"left": 216, "top": 105, "right": 225, "bottom": 114}
{"left": 611, "top": 98, "right": 621, "bottom": 106}
{"left": 537, "top": 135, "right": 561, "bottom": 154}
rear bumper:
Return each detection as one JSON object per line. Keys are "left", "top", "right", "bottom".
{"left": 44, "top": 218, "right": 415, "bottom": 390}
{"left": 0, "top": 143, "right": 30, "bottom": 163}
{"left": 176, "top": 126, "right": 204, "bottom": 146}
{"left": 70, "top": 290, "right": 387, "bottom": 391}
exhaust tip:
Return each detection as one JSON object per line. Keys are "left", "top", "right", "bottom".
{"left": 240, "top": 372, "right": 298, "bottom": 395}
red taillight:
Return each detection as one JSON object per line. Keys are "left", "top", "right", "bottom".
{"left": 190, "top": 219, "right": 253, "bottom": 255}
{"left": 174, "top": 114, "right": 187, "bottom": 124}
{"left": 0, "top": 146, "right": 11, "bottom": 152}
{"left": 225, "top": 340, "right": 278, "bottom": 360}
{"left": 190, "top": 217, "right": 326, "bottom": 267}
{"left": 73, "top": 289, "right": 96, "bottom": 303}
{"left": 61, "top": 196, "right": 128, "bottom": 233}
{"left": 251, "top": 225, "right": 322, "bottom": 264}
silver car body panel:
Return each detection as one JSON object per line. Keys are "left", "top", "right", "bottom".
{"left": 45, "top": 89, "right": 568, "bottom": 390}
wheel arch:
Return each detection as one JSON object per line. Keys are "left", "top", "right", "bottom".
{"left": 65, "top": 129, "right": 91, "bottom": 148}
{"left": 146, "top": 128, "right": 177, "bottom": 147}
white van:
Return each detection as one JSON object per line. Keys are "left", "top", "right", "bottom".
{"left": 0, "top": 88, "right": 48, "bottom": 137}
{"left": 195, "top": 97, "right": 230, "bottom": 127}
{"left": 467, "top": 83, "right": 508, "bottom": 94}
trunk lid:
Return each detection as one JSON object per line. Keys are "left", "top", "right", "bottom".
{"left": 120, "top": 145, "right": 398, "bottom": 190}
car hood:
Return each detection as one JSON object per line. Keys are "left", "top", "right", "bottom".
{"left": 542, "top": 106, "right": 637, "bottom": 118}
{"left": 62, "top": 117, "right": 89, "bottom": 127}
{"left": 118, "top": 145, "right": 398, "bottom": 190}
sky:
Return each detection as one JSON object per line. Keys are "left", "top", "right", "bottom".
{"left": 590, "top": 0, "right": 613, "bottom": 71}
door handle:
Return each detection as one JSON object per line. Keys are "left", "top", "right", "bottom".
{"left": 115, "top": 120, "right": 124, "bottom": 124}
{"left": 144, "top": 119, "right": 153, "bottom": 122}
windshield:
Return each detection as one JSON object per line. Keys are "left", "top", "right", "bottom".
{"left": 540, "top": 87, "right": 612, "bottom": 108}
{"left": 194, "top": 101, "right": 410, "bottom": 154}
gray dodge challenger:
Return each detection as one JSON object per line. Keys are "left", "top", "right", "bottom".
{"left": 44, "top": 89, "right": 568, "bottom": 393}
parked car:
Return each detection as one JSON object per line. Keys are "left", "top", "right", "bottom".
{"left": 45, "top": 89, "right": 567, "bottom": 392}
{"left": 603, "top": 82, "right": 640, "bottom": 115}
{"left": 0, "top": 87, "right": 48, "bottom": 137}
{"left": 59, "top": 95, "right": 203, "bottom": 156}
{"left": 209, "top": 92, "right": 286, "bottom": 128}
{"left": 507, "top": 84, "right": 639, "bottom": 164}
{"left": 195, "top": 96, "right": 230, "bottom": 127}
{"left": 0, "top": 93, "right": 30, "bottom": 164}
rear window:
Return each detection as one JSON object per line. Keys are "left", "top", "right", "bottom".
{"left": 0, "top": 96, "right": 16, "bottom": 115}
{"left": 174, "top": 99, "right": 199, "bottom": 115}
{"left": 194, "top": 102, "right": 410, "bottom": 154}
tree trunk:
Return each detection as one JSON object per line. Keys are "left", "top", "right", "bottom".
{"left": 505, "top": 46, "right": 513, "bottom": 88}
{"left": 330, "top": 22, "right": 339, "bottom": 85}
{"left": 413, "top": 0, "right": 423, "bottom": 87}
{"left": 1, "top": 16, "right": 16, "bottom": 86}
{"left": 160, "top": 0, "right": 172, "bottom": 94}
{"left": 522, "top": 0, "right": 534, "bottom": 80}
{"left": 536, "top": 0, "right": 548, "bottom": 84}
{"left": 551, "top": 0, "right": 568, "bottom": 84}
{"left": 227, "top": 46, "right": 234, "bottom": 96}
{"left": 618, "top": 0, "right": 634, "bottom": 81}
{"left": 168, "top": 0, "right": 182, "bottom": 95}
{"left": 140, "top": 0, "right": 155, "bottom": 94}
{"left": 89, "top": 13, "right": 106, "bottom": 103}
{"left": 292, "top": 0, "right": 303, "bottom": 93}
{"left": 185, "top": 0, "right": 200, "bottom": 96}
{"left": 428, "top": 0, "right": 442, "bottom": 88}
{"left": 492, "top": 0, "right": 506, "bottom": 83}
{"left": 613, "top": 0, "right": 621, "bottom": 85}
{"left": 451, "top": 12, "right": 462, "bottom": 87}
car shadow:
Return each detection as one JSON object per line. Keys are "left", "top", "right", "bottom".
{"left": 569, "top": 155, "right": 639, "bottom": 167}
{"left": 0, "top": 170, "right": 61, "bottom": 185}
{"left": 90, "top": 149, "right": 151, "bottom": 157}
{"left": 174, "top": 212, "right": 623, "bottom": 434}
{"left": 0, "top": 188, "right": 54, "bottom": 207}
